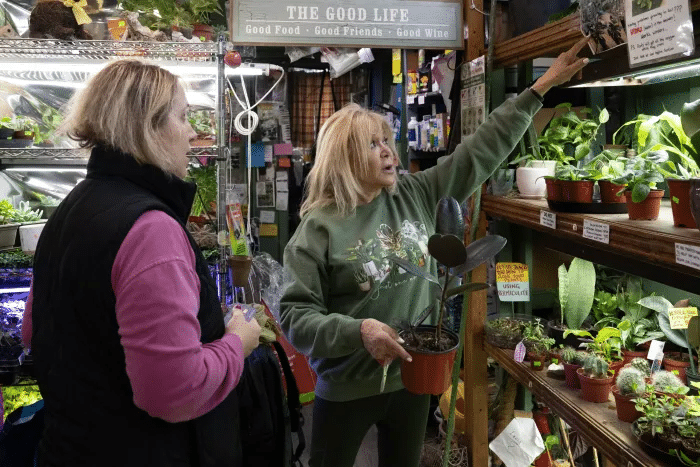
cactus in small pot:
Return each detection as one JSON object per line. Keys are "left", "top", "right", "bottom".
{"left": 560, "top": 346, "right": 578, "bottom": 364}
{"left": 628, "top": 357, "right": 651, "bottom": 377}
{"left": 583, "top": 355, "right": 609, "bottom": 378}
{"left": 652, "top": 370, "right": 687, "bottom": 394}
{"left": 574, "top": 351, "right": 589, "bottom": 365}
{"left": 616, "top": 367, "right": 646, "bottom": 396}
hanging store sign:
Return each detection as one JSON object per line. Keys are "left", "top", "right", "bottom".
{"left": 624, "top": 0, "right": 695, "bottom": 68}
{"left": 496, "top": 262, "right": 530, "bottom": 302}
{"left": 230, "top": 0, "right": 463, "bottom": 49}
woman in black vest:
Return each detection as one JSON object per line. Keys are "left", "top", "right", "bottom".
{"left": 23, "top": 60, "right": 261, "bottom": 466}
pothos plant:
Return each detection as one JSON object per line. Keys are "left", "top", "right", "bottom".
{"left": 388, "top": 197, "right": 507, "bottom": 348}
{"left": 612, "top": 150, "right": 676, "bottom": 202}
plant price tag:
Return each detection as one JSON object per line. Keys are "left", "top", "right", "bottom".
{"left": 647, "top": 339, "right": 665, "bottom": 362}
{"left": 669, "top": 307, "right": 698, "bottom": 329}
{"left": 675, "top": 243, "right": 700, "bottom": 271}
{"left": 514, "top": 341, "right": 526, "bottom": 363}
{"left": 539, "top": 210, "right": 556, "bottom": 229}
{"left": 582, "top": 219, "right": 609, "bottom": 244}
{"left": 496, "top": 263, "right": 529, "bottom": 302}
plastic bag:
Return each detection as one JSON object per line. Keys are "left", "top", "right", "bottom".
{"left": 247, "top": 252, "right": 291, "bottom": 323}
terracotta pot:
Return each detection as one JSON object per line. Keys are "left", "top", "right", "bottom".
{"left": 612, "top": 386, "right": 643, "bottom": 423}
{"left": 533, "top": 407, "right": 551, "bottom": 435}
{"left": 609, "top": 359, "right": 625, "bottom": 378}
{"left": 663, "top": 351, "right": 696, "bottom": 384}
{"left": 12, "top": 130, "right": 34, "bottom": 140}
{"left": 548, "top": 350, "right": 562, "bottom": 365}
{"left": 192, "top": 23, "right": 215, "bottom": 41}
{"left": 598, "top": 180, "right": 627, "bottom": 203}
{"left": 528, "top": 351, "right": 547, "bottom": 371}
{"left": 577, "top": 368, "right": 614, "bottom": 403}
{"left": 400, "top": 326, "right": 459, "bottom": 395}
{"left": 563, "top": 362, "right": 582, "bottom": 389}
{"left": 689, "top": 179, "right": 700, "bottom": 234}
{"left": 667, "top": 178, "right": 696, "bottom": 228}
{"left": 559, "top": 180, "right": 594, "bottom": 203}
{"left": 622, "top": 348, "right": 648, "bottom": 366}
{"left": 625, "top": 189, "right": 664, "bottom": 220}
{"left": 545, "top": 178, "right": 562, "bottom": 201}
{"left": 227, "top": 255, "right": 252, "bottom": 287}
{"left": 533, "top": 451, "right": 553, "bottom": 467}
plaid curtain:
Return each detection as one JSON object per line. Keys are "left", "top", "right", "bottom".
{"left": 290, "top": 71, "right": 352, "bottom": 150}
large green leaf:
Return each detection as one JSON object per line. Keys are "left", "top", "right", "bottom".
{"left": 558, "top": 263, "right": 568, "bottom": 325}
{"left": 562, "top": 258, "right": 596, "bottom": 330}
{"left": 386, "top": 255, "right": 439, "bottom": 284}
{"left": 640, "top": 296, "right": 689, "bottom": 348}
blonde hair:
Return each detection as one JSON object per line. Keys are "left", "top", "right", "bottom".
{"left": 300, "top": 104, "right": 398, "bottom": 218}
{"left": 60, "top": 59, "right": 182, "bottom": 175}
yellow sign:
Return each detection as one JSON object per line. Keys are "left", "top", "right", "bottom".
{"left": 260, "top": 223, "right": 278, "bottom": 237}
{"left": 496, "top": 263, "right": 529, "bottom": 283}
{"left": 669, "top": 307, "right": 698, "bottom": 330}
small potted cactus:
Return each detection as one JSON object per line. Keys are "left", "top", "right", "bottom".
{"left": 651, "top": 370, "right": 688, "bottom": 398}
{"left": 577, "top": 355, "right": 614, "bottom": 402}
{"left": 561, "top": 347, "right": 587, "bottom": 389}
{"left": 628, "top": 357, "right": 651, "bottom": 379}
{"left": 612, "top": 366, "right": 646, "bottom": 422}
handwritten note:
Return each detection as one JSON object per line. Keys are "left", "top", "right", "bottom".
{"left": 625, "top": 0, "right": 694, "bottom": 68}
{"left": 676, "top": 243, "right": 700, "bottom": 270}
{"left": 540, "top": 210, "right": 556, "bottom": 229}
{"left": 496, "top": 263, "right": 530, "bottom": 302}
{"left": 582, "top": 219, "right": 610, "bottom": 244}
{"left": 669, "top": 307, "right": 698, "bottom": 330}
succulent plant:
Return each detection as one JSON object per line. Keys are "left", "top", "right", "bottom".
{"left": 583, "top": 355, "right": 609, "bottom": 378}
{"left": 574, "top": 351, "right": 589, "bottom": 366}
{"left": 616, "top": 367, "right": 646, "bottom": 396}
{"left": 652, "top": 370, "right": 685, "bottom": 393}
{"left": 628, "top": 357, "right": 651, "bottom": 377}
{"left": 560, "top": 346, "right": 578, "bottom": 364}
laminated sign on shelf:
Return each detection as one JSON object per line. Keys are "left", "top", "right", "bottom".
{"left": 496, "top": 262, "right": 530, "bottom": 302}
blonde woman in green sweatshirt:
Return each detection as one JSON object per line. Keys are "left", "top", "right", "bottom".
{"left": 281, "top": 37, "right": 590, "bottom": 467}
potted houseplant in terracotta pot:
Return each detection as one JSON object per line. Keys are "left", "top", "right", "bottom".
{"left": 183, "top": 0, "right": 222, "bottom": 41}
{"left": 613, "top": 366, "right": 646, "bottom": 422}
{"left": 577, "top": 326, "right": 625, "bottom": 377}
{"left": 561, "top": 347, "right": 588, "bottom": 389}
{"left": 596, "top": 151, "right": 629, "bottom": 203}
{"left": 388, "top": 197, "right": 507, "bottom": 395}
{"left": 523, "top": 318, "right": 556, "bottom": 371}
{"left": 554, "top": 164, "right": 595, "bottom": 203}
{"left": 612, "top": 150, "right": 674, "bottom": 220}
{"left": 577, "top": 355, "right": 614, "bottom": 403}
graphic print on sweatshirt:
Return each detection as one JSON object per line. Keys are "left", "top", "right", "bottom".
{"left": 346, "top": 220, "right": 429, "bottom": 295}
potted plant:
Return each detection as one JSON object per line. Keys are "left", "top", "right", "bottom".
{"left": 484, "top": 314, "right": 531, "bottom": 349}
{"left": 0, "top": 200, "right": 19, "bottom": 249}
{"left": 188, "top": 110, "right": 216, "bottom": 146}
{"left": 577, "top": 354, "right": 614, "bottom": 403}
{"left": 561, "top": 347, "right": 588, "bottom": 389}
{"left": 0, "top": 116, "right": 13, "bottom": 140}
{"left": 548, "top": 257, "right": 596, "bottom": 348}
{"left": 634, "top": 387, "right": 687, "bottom": 455}
{"left": 652, "top": 370, "right": 689, "bottom": 396}
{"left": 596, "top": 152, "right": 629, "bottom": 203}
{"left": 388, "top": 197, "right": 507, "bottom": 395}
{"left": 120, "top": 0, "right": 195, "bottom": 33}
{"left": 185, "top": 163, "right": 217, "bottom": 223}
{"left": 10, "top": 115, "right": 34, "bottom": 142}
{"left": 613, "top": 366, "right": 646, "bottom": 422}
{"left": 553, "top": 164, "right": 595, "bottom": 203}
{"left": 183, "top": 0, "right": 222, "bottom": 41}
{"left": 612, "top": 150, "right": 675, "bottom": 220}
{"left": 580, "top": 326, "right": 625, "bottom": 376}
{"left": 32, "top": 106, "right": 63, "bottom": 147}
{"left": 523, "top": 318, "right": 556, "bottom": 371}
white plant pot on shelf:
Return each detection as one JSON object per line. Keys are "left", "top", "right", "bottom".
{"left": 529, "top": 160, "right": 557, "bottom": 177}
{"left": 19, "top": 223, "right": 45, "bottom": 254}
{"left": 516, "top": 167, "right": 550, "bottom": 199}
{"left": 0, "top": 223, "right": 19, "bottom": 249}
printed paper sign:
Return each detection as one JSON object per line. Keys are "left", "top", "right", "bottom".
{"left": 460, "top": 56, "right": 485, "bottom": 139}
{"left": 669, "top": 307, "right": 698, "bottom": 330}
{"left": 582, "top": 219, "right": 610, "bottom": 244}
{"left": 496, "top": 262, "right": 530, "bottom": 302}
{"left": 625, "top": 0, "right": 695, "bottom": 68}
{"left": 540, "top": 210, "right": 556, "bottom": 229}
{"left": 676, "top": 243, "right": 700, "bottom": 270}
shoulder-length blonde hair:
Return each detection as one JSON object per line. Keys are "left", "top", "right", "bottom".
{"left": 300, "top": 104, "right": 398, "bottom": 218}
{"left": 60, "top": 59, "right": 182, "bottom": 175}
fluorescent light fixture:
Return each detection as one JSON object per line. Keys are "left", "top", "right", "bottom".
{"left": 569, "top": 77, "right": 643, "bottom": 88}
{"left": 4, "top": 167, "right": 87, "bottom": 173}
{"left": 633, "top": 62, "right": 700, "bottom": 82}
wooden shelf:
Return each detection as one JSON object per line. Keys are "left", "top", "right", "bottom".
{"left": 490, "top": 0, "right": 700, "bottom": 69}
{"left": 486, "top": 343, "right": 670, "bottom": 467}
{"left": 482, "top": 195, "right": 700, "bottom": 292}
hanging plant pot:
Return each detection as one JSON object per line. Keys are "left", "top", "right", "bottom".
{"left": 563, "top": 362, "right": 582, "bottom": 389}
{"left": 399, "top": 325, "right": 459, "bottom": 395}
{"left": 577, "top": 368, "right": 614, "bottom": 403}
{"left": 667, "top": 178, "right": 696, "bottom": 228}
{"left": 626, "top": 189, "right": 664, "bottom": 220}
{"left": 611, "top": 386, "right": 643, "bottom": 423}
{"left": 598, "top": 180, "right": 627, "bottom": 203}
{"left": 560, "top": 180, "right": 595, "bottom": 203}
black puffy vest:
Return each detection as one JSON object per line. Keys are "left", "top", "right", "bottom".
{"left": 31, "top": 146, "right": 240, "bottom": 466}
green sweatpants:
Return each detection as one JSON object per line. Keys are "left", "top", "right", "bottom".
{"left": 309, "top": 389, "right": 431, "bottom": 467}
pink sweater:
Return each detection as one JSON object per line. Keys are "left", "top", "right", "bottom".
{"left": 22, "top": 210, "right": 244, "bottom": 423}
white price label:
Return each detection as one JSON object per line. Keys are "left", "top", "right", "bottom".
{"left": 407, "top": 95, "right": 415, "bottom": 105}
{"left": 540, "top": 210, "right": 556, "bottom": 229}
{"left": 648, "top": 340, "right": 665, "bottom": 362}
{"left": 418, "top": 95, "right": 425, "bottom": 105}
{"left": 676, "top": 243, "right": 700, "bottom": 271}
{"left": 582, "top": 219, "right": 609, "bottom": 244}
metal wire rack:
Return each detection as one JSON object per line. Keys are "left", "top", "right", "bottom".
{"left": 0, "top": 39, "right": 217, "bottom": 62}
{"left": 0, "top": 147, "right": 219, "bottom": 161}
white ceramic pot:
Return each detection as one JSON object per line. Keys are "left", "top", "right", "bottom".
{"left": 19, "top": 223, "right": 45, "bottom": 254}
{"left": 529, "top": 160, "right": 557, "bottom": 177}
{"left": 516, "top": 167, "right": 550, "bottom": 199}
